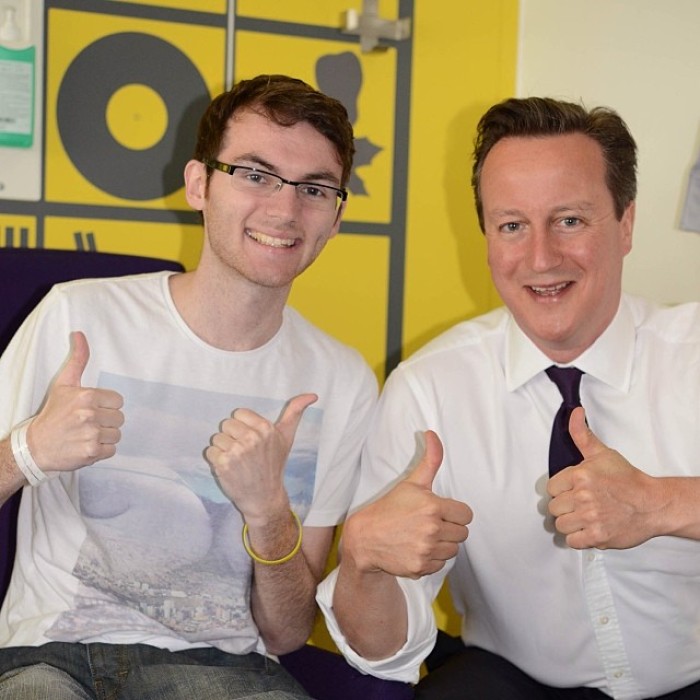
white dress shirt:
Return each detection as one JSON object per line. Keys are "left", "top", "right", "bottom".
{"left": 318, "top": 294, "right": 700, "bottom": 699}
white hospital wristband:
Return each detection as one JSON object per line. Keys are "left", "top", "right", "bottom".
{"left": 10, "top": 419, "right": 46, "bottom": 486}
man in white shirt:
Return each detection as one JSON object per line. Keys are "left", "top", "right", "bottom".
{"left": 0, "top": 74, "right": 377, "bottom": 699}
{"left": 317, "top": 97, "right": 700, "bottom": 699}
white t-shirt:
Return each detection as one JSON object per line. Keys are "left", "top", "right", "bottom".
{"left": 319, "top": 294, "right": 700, "bottom": 699}
{"left": 0, "top": 272, "right": 377, "bottom": 656}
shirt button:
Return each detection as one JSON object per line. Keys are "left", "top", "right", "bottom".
{"left": 599, "top": 616, "right": 609, "bottom": 625}
{"left": 587, "top": 552, "right": 596, "bottom": 562}
{"left": 614, "top": 671, "right": 624, "bottom": 679}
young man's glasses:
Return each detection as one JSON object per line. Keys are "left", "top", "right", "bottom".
{"left": 203, "top": 160, "right": 347, "bottom": 213}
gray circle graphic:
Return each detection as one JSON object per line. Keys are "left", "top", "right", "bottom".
{"left": 57, "top": 32, "right": 209, "bottom": 201}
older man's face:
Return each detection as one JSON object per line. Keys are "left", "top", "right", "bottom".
{"left": 481, "top": 132, "right": 634, "bottom": 363}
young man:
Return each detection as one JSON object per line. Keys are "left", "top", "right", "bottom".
{"left": 0, "top": 74, "right": 377, "bottom": 699}
{"left": 318, "top": 97, "right": 700, "bottom": 699}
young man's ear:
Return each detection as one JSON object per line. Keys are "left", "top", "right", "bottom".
{"left": 184, "top": 160, "right": 207, "bottom": 211}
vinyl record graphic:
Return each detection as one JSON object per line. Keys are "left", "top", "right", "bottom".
{"left": 56, "top": 32, "right": 210, "bottom": 201}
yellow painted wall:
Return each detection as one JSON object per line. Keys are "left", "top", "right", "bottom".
{"left": 404, "top": 2, "right": 515, "bottom": 358}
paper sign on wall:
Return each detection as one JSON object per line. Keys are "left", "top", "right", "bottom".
{"left": 0, "top": 45, "right": 34, "bottom": 148}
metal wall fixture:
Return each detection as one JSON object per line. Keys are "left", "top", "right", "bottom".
{"left": 342, "top": 0, "right": 411, "bottom": 53}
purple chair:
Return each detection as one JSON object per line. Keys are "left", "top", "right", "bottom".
{"left": 0, "top": 246, "right": 414, "bottom": 700}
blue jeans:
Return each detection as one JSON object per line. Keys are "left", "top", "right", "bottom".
{"left": 0, "top": 642, "right": 310, "bottom": 699}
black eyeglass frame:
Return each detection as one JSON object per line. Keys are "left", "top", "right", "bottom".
{"left": 202, "top": 159, "right": 348, "bottom": 206}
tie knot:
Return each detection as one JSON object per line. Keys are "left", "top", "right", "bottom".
{"left": 545, "top": 366, "right": 584, "bottom": 407}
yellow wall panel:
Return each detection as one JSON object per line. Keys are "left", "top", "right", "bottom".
{"left": 44, "top": 217, "right": 203, "bottom": 270}
{"left": 402, "top": 0, "right": 517, "bottom": 359}
{"left": 289, "top": 233, "right": 389, "bottom": 382}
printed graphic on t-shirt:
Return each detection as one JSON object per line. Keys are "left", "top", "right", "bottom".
{"left": 46, "top": 374, "right": 321, "bottom": 646}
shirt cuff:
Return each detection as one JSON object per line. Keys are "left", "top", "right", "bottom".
{"left": 316, "top": 566, "right": 437, "bottom": 684}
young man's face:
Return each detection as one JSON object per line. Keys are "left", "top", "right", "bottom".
{"left": 185, "top": 108, "right": 345, "bottom": 292}
{"left": 480, "top": 132, "right": 634, "bottom": 363}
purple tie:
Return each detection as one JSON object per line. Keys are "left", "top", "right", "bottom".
{"left": 545, "top": 366, "right": 584, "bottom": 476}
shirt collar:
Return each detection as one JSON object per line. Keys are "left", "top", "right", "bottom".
{"left": 504, "top": 294, "right": 635, "bottom": 393}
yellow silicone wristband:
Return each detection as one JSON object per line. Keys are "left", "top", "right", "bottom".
{"left": 242, "top": 510, "right": 303, "bottom": 566}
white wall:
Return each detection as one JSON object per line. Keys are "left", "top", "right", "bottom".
{"left": 518, "top": 0, "right": 700, "bottom": 304}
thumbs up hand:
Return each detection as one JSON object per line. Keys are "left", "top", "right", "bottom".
{"left": 206, "top": 393, "right": 318, "bottom": 522}
{"left": 547, "top": 407, "right": 661, "bottom": 550}
{"left": 340, "top": 431, "right": 472, "bottom": 580}
{"left": 26, "top": 331, "right": 124, "bottom": 473}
